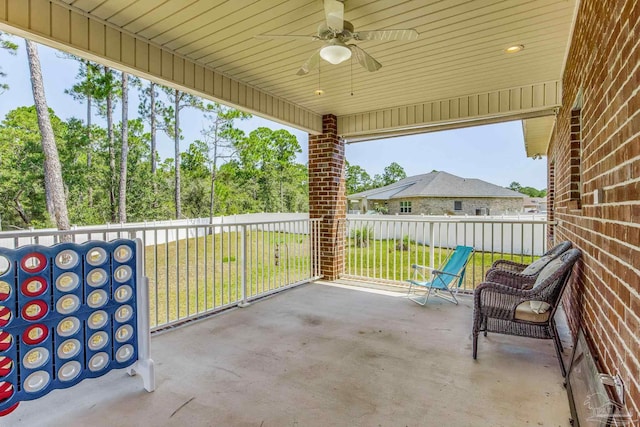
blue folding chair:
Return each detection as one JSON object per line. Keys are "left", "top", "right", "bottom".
{"left": 407, "top": 245, "right": 474, "bottom": 305}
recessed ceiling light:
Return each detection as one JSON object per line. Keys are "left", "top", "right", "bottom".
{"left": 505, "top": 44, "right": 524, "bottom": 54}
{"left": 314, "top": 89, "right": 324, "bottom": 96}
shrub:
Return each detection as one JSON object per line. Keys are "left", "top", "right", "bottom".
{"left": 396, "top": 235, "right": 412, "bottom": 251}
{"left": 350, "top": 226, "right": 373, "bottom": 247}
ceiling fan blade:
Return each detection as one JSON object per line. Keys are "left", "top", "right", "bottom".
{"left": 349, "top": 45, "right": 382, "bottom": 72}
{"left": 255, "top": 34, "right": 317, "bottom": 41}
{"left": 297, "top": 50, "right": 322, "bottom": 75}
{"left": 324, "top": 0, "right": 344, "bottom": 32}
{"left": 352, "top": 29, "right": 419, "bottom": 41}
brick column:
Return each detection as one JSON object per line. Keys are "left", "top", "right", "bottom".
{"left": 308, "top": 114, "right": 346, "bottom": 280}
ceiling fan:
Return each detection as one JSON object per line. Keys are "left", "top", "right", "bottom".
{"left": 256, "top": 0, "right": 419, "bottom": 75}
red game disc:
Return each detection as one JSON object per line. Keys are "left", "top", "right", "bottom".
{"left": 0, "top": 402, "right": 19, "bottom": 416}
{"left": 20, "top": 253, "right": 47, "bottom": 274}
{"left": 0, "top": 332, "right": 12, "bottom": 351}
{"left": 0, "top": 357, "right": 12, "bottom": 377}
{"left": 0, "top": 382, "right": 13, "bottom": 401}
{"left": 0, "top": 282, "right": 10, "bottom": 302}
{"left": 0, "top": 381, "right": 17, "bottom": 416}
{"left": 20, "top": 277, "right": 47, "bottom": 297}
{"left": 21, "top": 300, "right": 48, "bottom": 322}
{"left": 0, "top": 307, "right": 11, "bottom": 328}
{"left": 22, "top": 324, "right": 48, "bottom": 346}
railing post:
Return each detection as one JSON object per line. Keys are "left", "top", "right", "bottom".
{"left": 429, "top": 222, "right": 436, "bottom": 269}
{"left": 238, "top": 224, "right": 250, "bottom": 308}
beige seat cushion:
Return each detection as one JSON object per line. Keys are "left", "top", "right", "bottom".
{"left": 515, "top": 302, "right": 551, "bottom": 323}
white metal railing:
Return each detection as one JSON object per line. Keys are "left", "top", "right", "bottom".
{"left": 345, "top": 215, "right": 551, "bottom": 291}
{"left": 0, "top": 218, "right": 321, "bottom": 330}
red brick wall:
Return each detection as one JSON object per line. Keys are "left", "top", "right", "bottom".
{"left": 548, "top": 161, "right": 555, "bottom": 243}
{"left": 308, "top": 115, "right": 346, "bottom": 280}
{"left": 549, "top": 0, "right": 639, "bottom": 417}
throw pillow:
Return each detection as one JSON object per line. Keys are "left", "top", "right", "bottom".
{"left": 521, "top": 255, "right": 552, "bottom": 275}
{"left": 528, "top": 257, "right": 565, "bottom": 314}
{"left": 530, "top": 300, "right": 551, "bottom": 314}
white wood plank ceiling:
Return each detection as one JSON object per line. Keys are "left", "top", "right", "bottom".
{"left": 2, "top": 0, "right": 577, "bottom": 147}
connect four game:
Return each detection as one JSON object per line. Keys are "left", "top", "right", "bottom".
{"left": 0, "top": 238, "right": 154, "bottom": 416}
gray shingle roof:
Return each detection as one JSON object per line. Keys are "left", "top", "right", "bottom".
{"left": 348, "top": 171, "right": 524, "bottom": 200}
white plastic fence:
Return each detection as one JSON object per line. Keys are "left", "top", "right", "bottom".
{"left": 345, "top": 215, "right": 551, "bottom": 290}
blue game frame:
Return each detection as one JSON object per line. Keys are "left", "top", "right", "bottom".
{"left": 0, "top": 238, "right": 154, "bottom": 416}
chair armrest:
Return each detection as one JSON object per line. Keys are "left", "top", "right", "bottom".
{"left": 412, "top": 265, "right": 458, "bottom": 277}
{"left": 484, "top": 269, "right": 536, "bottom": 289}
{"left": 474, "top": 281, "right": 532, "bottom": 314}
{"left": 489, "top": 259, "right": 529, "bottom": 273}
{"left": 411, "top": 264, "right": 435, "bottom": 272}
{"left": 431, "top": 269, "right": 460, "bottom": 278}
{"left": 475, "top": 281, "right": 532, "bottom": 298}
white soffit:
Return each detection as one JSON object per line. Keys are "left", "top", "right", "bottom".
{"left": 0, "top": 0, "right": 577, "bottom": 139}
{"left": 523, "top": 115, "right": 557, "bottom": 158}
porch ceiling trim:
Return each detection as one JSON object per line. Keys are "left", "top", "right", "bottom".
{"left": 0, "top": 0, "right": 323, "bottom": 134}
{"left": 338, "top": 81, "right": 561, "bottom": 143}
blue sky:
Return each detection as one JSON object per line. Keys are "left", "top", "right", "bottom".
{"left": 0, "top": 38, "right": 547, "bottom": 189}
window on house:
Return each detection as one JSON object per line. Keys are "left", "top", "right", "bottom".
{"left": 400, "top": 201, "right": 412, "bottom": 213}
{"left": 454, "top": 201, "right": 462, "bottom": 211}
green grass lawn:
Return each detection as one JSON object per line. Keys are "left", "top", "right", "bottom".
{"left": 142, "top": 232, "right": 536, "bottom": 328}
{"left": 145, "top": 230, "right": 313, "bottom": 328}
{"left": 346, "top": 238, "right": 537, "bottom": 291}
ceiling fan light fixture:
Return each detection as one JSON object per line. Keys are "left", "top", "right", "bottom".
{"left": 320, "top": 39, "right": 351, "bottom": 64}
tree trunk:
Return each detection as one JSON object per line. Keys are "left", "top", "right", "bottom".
{"left": 280, "top": 177, "right": 284, "bottom": 212}
{"left": 150, "top": 82, "right": 157, "bottom": 175}
{"left": 87, "top": 92, "right": 93, "bottom": 208}
{"left": 13, "top": 190, "right": 30, "bottom": 226}
{"left": 174, "top": 89, "right": 182, "bottom": 219}
{"left": 209, "top": 168, "right": 217, "bottom": 224}
{"left": 209, "top": 122, "right": 219, "bottom": 224}
{"left": 118, "top": 72, "right": 129, "bottom": 223}
{"left": 209, "top": 164, "right": 217, "bottom": 224}
{"left": 105, "top": 66, "right": 116, "bottom": 222}
{"left": 25, "top": 40, "right": 70, "bottom": 232}
{"left": 150, "top": 82, "right": 158, "bottom": 207}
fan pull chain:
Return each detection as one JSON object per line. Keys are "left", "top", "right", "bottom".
{"left": 315, "top": 62, "right": 323, "bottom": 96}
{"left": 350, "top": 56, "right": 354, "bottom": 96}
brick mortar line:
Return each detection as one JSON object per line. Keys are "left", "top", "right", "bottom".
{"left": 556, "top": 212, "right": 640, "bottom": 227}
{"left": 578, "top": 200, "right": 640, "bottom": 208}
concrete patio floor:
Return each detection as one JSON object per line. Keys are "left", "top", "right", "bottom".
{"left": 7, "top": 281, "right": 571, "bottom": 427}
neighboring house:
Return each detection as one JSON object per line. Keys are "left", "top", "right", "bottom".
{"left": 523, "top": 197, "right": 548, "bottom": 213}
{"left": 348, "top": 171, "right": 525, "bottom": 215}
